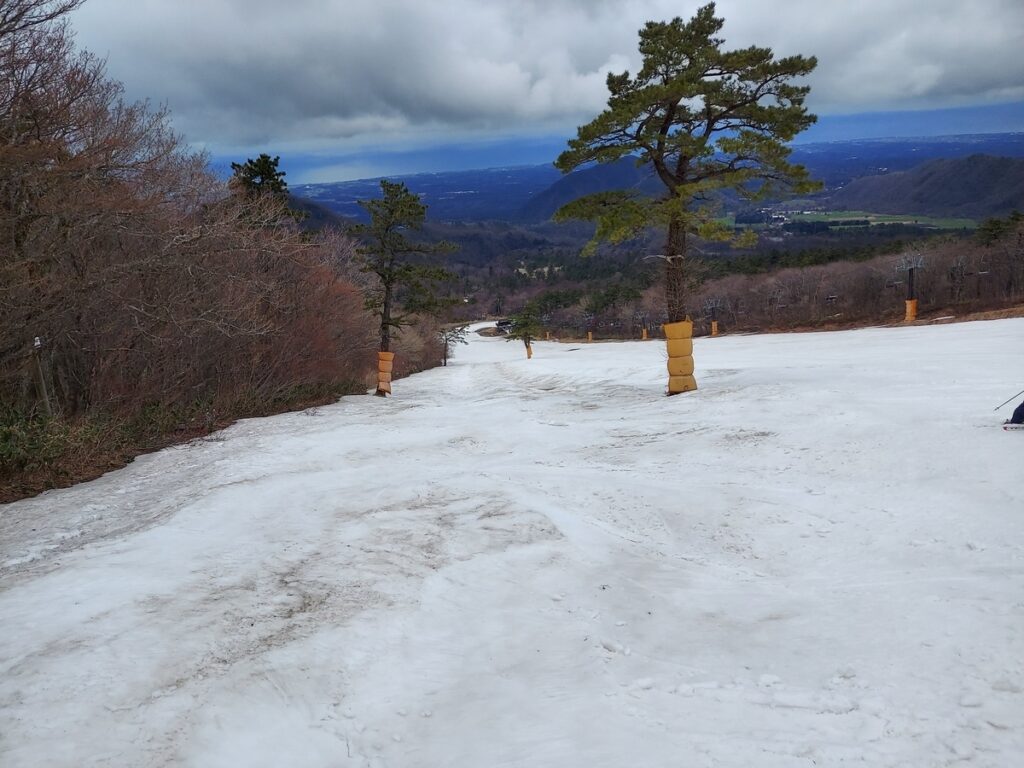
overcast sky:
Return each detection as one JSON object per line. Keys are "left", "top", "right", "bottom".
{"left": 71, "top": 0, "right": 1024, "bottom": 182}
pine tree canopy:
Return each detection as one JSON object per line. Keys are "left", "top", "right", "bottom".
{"left": 350, "top": 180, "right": 456, "bottom": 351}
{"left": 506, "top": 302, "right": 543, "bottom": 347}
{"left": 230, "top": 153, "right": 288, "bottom": 198}
{"left": 554, "top": 2, "right": 820, "bottom": 258}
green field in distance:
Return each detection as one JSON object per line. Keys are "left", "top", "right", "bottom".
{"left": 786, "top": 210, "right": 977, "bottom": 229}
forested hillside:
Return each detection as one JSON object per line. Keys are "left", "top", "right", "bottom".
{"left": 445, "top": 212, "right": 1023, "bottom": 342}
{"left": 0, "top": 1, "right": 443, "bottom": 500}
{"left": 828, "top": 155, "right": 1024, "bottom": 217}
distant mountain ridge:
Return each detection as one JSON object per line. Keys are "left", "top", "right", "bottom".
{"left": 292, "top": 133, "right": 1024, "bottom": 223}
{"left": 517, "top": 158, "right": 661, "bottom": 222}
{"left": 293, "top": 165, "right": 560, "bottom": 223}
{"left": 827, "top": 154, "right": 1024, "bottom": 218}
{"left": 516, "top": 135, "right": 1024, "bottom": 223}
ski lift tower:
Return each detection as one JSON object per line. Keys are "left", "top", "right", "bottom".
{"left": 896, "top": 253, "right": 925, "bottom": 322}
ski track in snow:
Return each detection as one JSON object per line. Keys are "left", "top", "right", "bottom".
{"left": 2, "top": 319, "right": 1023, "bottom": 767}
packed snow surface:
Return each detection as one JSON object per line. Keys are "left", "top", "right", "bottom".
{"left": 2, "top": 319, "right": 1023, "bottom": 767}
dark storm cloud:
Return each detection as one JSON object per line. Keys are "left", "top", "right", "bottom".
{"left": 71, "top": 0, "right": 1024, "bottom": 156}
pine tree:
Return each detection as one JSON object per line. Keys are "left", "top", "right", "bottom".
{"left": 230, "top": 153, "right": 288, "bottom": 199}
{"left": 506, "top": 302, "right": 543, "bottom": 358}
{"left": 439, "top": 324, "right": 469, "bottom": 366}
{"left": 350, "top": 180, "right": 456, "bottom": 356}
{"left": 555, "top": 3, "right": 820, "bottom": 323}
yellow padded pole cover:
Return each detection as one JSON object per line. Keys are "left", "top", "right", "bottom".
{"left": 904, "top": 299, "right": 918, "bottom": 322}
{"left": 668, "top": 357, "right": 695, "bottom": 377}
{"left": 666, "top": 338, "right": 693, "bottom": 358}
{"left": 669, "top": 375, "right": 697, "bottom": 393}
{"left": 377, "top": 351, "right": 394, "bottom": 395}
{"left": 711, "top": 320, "right": 719, "bottom": 337}
{"left": 663, "top": 320, "right": 693, "bottom": 340}
{"left": 663, "top": 319, "right": 697, "bottom": 394}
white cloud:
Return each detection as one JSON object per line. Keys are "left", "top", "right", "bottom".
{"left": 70, "top": 0, "right": 1024, "bottom": 152}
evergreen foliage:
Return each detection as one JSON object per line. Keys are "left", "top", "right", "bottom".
{"left": 506, "top": 302, "right": 544, "bottom": 352}
{"left": 350, "top": 180, "right": 456, "bottom": 353}
{"left": 230, "top": 153, "right": 289, "bottom": 199}
{"left": 976, "top": 211, "right": 1023, "bottom": 245}
{"left": 554, "top": 2, "right": 820, "bottom": 321}
{"left": 439, "top": 324, "right": 470, "bottom": 366}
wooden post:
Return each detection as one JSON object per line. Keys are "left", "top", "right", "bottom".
{"left": 587, "top": 331, "right": 593, "bottom": 343}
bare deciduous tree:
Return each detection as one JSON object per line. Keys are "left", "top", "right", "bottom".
{"left": 1, "top": 1, "right": 393, "bottom": 498}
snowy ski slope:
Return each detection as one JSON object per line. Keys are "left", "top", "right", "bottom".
{"left": 2, "top": 319, "right": 1023, "bottom": 767}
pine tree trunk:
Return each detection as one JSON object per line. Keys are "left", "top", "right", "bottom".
{"left": 664, "top": 216, "right": 687, "bottom": 323}
{"left": 379, "top": 282, "right": 393, "bottom": 354}
{"left": 376, "top": 281, "right": 394, "bottom": 396}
